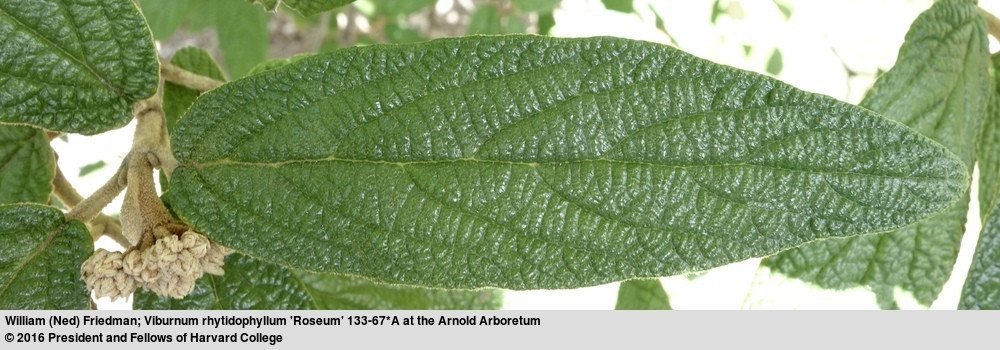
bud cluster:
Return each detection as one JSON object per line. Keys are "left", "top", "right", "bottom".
{"left": 81, "top": 229, "right": 233, "bottom": 300}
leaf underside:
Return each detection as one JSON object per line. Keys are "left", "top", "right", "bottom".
{"left": 0, "top": 0, "right": 158, "bottom": 134}
{"left": 170, "top": 35, "right": 967, "bottom": 290}
{"left": 959, "top": 53, "right": 1000, "bottom": 309}
{"left": 758, "top": 0, "right": 989, "bottom": 308}
{"left": 133, "top": 253, "right": 502, "bottom": 310}
{"left": 0, "top": 125, "right": 53, "bottom": 204}
{"left": 0, "top": 204, "right": 92, "bottom": 309}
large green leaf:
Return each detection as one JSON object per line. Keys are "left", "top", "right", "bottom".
{"left": 959, "top": 54, "right": 1000, "bottom": 309}
{"left": 134, "top": 253, "right": 502, "bottom": 309}
{"left": 0, "top": 204, "right": 92, "bottom": 309}
{"left": 758, "top": 0, "right": 989, "bottom": 308}
{"left": 0, "top": 0, "right": 159, "bottom": 134}
{"left": 169, "top": 35, "right": 967, "bottom": 290}
{"left": 0, "top": 126, "right": 53, "bottom": 204}
{"left": 284, "top": 0, "right": 356, "bottom": 17}
{"left": 616, "top": 279, "right": 671, "bottom": 310}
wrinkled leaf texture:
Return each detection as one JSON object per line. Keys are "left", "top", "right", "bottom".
{"left": 0, "top": 126, "right": 53, "bottom": 204}
{"left": 134, "top": 253, "right": 502, "bottom": 309}
{"left": 0, "top": 0, "right": 158, "bottom": 134}
{"left": 0, "top": 205, "right": 91, "bottom": 309}
{"left": 170, "top": 35, "right": 968, "bottom": 290}
{"left": 960, "top": 53, "right": 1000, "bottom": 309}
{"left": 758, "top": 0, "right": 989, "bottom": 308}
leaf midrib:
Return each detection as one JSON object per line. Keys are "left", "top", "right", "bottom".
{"left": 0, "top": 221, "right": 65, "bottom": 298}
{"left": 0, "top": 130, "right": 36, "bottom": 173}
{"left": 0, "top": 4, "right": 125, "bottom": 98}
{"left": 181, "top": 157, "right": 962, "bottom": 183}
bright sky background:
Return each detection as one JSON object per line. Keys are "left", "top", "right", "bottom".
{"left": 54, "top": 0, "right": 1000, "bottom": 310}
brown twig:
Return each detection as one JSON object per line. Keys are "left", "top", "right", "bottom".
{"left": 65, "top": 162, "right": 127, "bottom": 225}
{"left": 160, "top": 58, "right": 224, "bottom": 92}
{"left": 52, "top": 165, "right": 131, "bottom": 247}
{"left": 981, "top": 7, "right": 1000, "bottom": 43}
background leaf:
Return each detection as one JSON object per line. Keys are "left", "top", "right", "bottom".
{"left": 766, "top": 48, "right": 782, "bottom": 75}
{"left": 376, "top": 0, "right": 436, "bottom": 17}
{"left": 247, "top": 0, "right": 281, "bottom": 12}
{"left": 0, "top": 0, "right": 158, "bottom": 134}
{"left": 169, "top": 35, "right": 968, "bottom": 291}
{"left": 384, "top": 23, "right": 428, "bottom": 44}
{"left": 959, "top": 53, "right": 1000, "bottom": 309}
{"left": 756, "top": 0, "right": 989, "bottom": 308}
{"left": 513, "top": 0, "right": 561, "bottom": 13}
{"left": 468, "top": 5, "right": 503, "bottom": 35}
{"left": 191, "top": 0, "right": 270, "bottom": 78}
{"left": 284, "top": 0, "right": 356, "bottom": 17}
{"left": 163, "top": 47, "right": 228, "bottom": 134}
{"left": 140, "top": 0, "right": 270, "bottom": 78}
{"left": 134, "top": 253, "right": 503, "bottom": 310}
{"left": 77, "top": 160, "right": 107, "bottom": 178}
{"left": 0, "top": 126, "right": 53, "bottom": 204}
{"left": 601, "top": 0, "right": 634, "bottom": 14}
{"left": 245, "top": 54, "right": 314, "bottom": 77}
{"left": 137, "top": 0, "right": 198, "bottom": 39}
{"left": 616, "top": 279, "right": 671, "bottom": 310}
{"left": 538, "top": 12, "right": 555, "bottom": 35}
{"left": 160, "top": 47, "right": 228, "bottom": 193}
{"left": 0, "top": 204, "right": 92, "bottom": 309}
{"left": 772, "top": 0, "right": 792, "bottom": 20}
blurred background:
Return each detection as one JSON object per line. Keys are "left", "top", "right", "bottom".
{"left": 57, "top": 0, "right": 1000, "bottom": 309}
